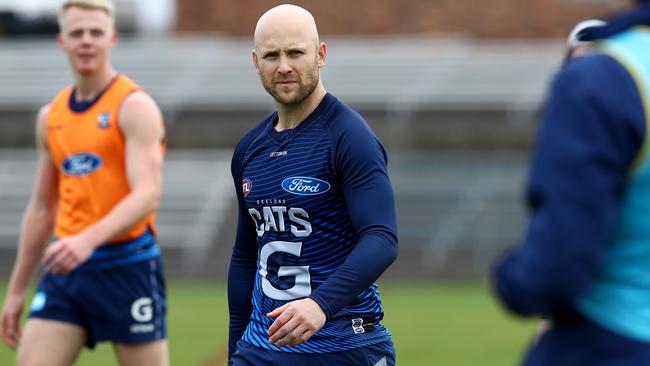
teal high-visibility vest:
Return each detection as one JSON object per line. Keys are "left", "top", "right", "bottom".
{"left": 577, "top": 26, "right": 650, "bottom": 342}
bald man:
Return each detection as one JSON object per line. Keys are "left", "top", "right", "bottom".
{"left": 227, "top": 4, "right": 398, "bottom": 366}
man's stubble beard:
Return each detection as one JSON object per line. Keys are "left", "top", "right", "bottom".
{"left": 265, "top": 67, "right": 320, "bottom": 106}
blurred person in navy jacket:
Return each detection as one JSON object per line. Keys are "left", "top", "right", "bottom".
{"left": 493, "top": 1, "right": 650, "bottom": 365}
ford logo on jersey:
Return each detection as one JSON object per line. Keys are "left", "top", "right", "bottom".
{"left": 282, "top": 176, "right": 331, "bottom": 196}
{"left": 62, "top": 153, "right": 103, "bottom": 176}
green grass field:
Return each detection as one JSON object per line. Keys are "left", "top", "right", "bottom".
{"left": 0, "top": 281, "right": 535, "bottom": 365}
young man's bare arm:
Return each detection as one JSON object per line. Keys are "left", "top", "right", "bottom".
{"left": 1, "top": 106, "right": 59, "bottom": 348}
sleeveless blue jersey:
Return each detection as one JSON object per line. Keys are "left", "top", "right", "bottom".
{"left": 231, "top": 93, "right": 395, "bottom": 353}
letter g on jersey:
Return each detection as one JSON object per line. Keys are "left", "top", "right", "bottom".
{"left": 130, "top": 297, "right": 153, "bottom": 322}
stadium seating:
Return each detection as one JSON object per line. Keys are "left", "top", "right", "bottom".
{"left": 0, "top": 36, "right": 562, "bottom": 111}
{"left": 0, "top": 149, "right": 527, "bottom": 278}
{"left": 0, "top": 35, "right": 558, "bottom": 277}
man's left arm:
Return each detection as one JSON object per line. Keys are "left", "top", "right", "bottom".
{"left": 267, "top": 121, "right": 398, "bottom": 347}
{"left": 43, "top": 91, "right": 165, "bottom": 274}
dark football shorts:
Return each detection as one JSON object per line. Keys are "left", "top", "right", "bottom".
{"left": 231, "top": 338, "right": 396, "bottom": 366}
{"left": 28, "top": 235, "right": 166, "bottom": 349}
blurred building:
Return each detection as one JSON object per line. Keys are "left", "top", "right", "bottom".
{"left": 176, "top": 0, "right": 627, "bottom": 38}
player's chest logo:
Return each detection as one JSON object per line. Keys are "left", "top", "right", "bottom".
{"left": 281, "top": 176, "right": 331, "bottom": 196}
{"left": 242, "top": 178, "right": 252, "bottom": 197}
{"left": 61, "top": 153, "right": 103, "bottom": 176}
{"left": 98, "top": 112, "right": 111, "bottom": 129}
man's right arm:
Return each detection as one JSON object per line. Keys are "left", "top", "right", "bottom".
{"left": 227, "top": 142, "right": 259, "bottom": 361}
{"left": 1, "top": 106, "right": 59, "bottom": 348}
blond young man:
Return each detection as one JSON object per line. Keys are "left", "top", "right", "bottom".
{"left": 0, "top": 1, "right": 168, "bottom": 365}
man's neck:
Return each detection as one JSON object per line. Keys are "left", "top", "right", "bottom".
{"left": 275, "top": 84, "right": 327, "bottom": 131}
{"left": 74, "top": 66, "right": 117, "bottom": 102}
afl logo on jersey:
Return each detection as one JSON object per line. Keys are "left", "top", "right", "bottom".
{"left": 242, "top": 178, "right": 252, "bottom": 197}
{"left": 98, "top": 112, "right": 111, "bottom": 129}
{"left": 62, "top": 153, "right": 103, "bottom": 176}
{"left": 282, "top": 177, "right": 331, "bottom": 196}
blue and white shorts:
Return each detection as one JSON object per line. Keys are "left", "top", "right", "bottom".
{"left": 28, "top": 236, "right": 166, "bottom": 348}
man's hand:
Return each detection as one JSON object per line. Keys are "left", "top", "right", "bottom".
{"left": 1, "top": 293, "right": 25, "bottom": 348}
{"left": 266, "top": 298, "right": 326, "bottom": 347}
{"left": 43, "top": 234, "right": 95, "bottom": 274}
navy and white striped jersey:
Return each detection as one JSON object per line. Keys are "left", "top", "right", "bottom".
{"left": 228, "top": 93, "right": 398, "bottom": 355}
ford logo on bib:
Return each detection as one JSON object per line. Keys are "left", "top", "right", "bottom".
{"left": 62, "top": 153, "right": 103, "bottom": 176}
{"left": 282, "top": 176, "right": 331, "bottom": 196}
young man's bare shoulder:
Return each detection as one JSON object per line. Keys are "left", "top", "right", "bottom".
{"left": 118, "top": 90, "right": 164, "bottom": 134}
{"left": 120, "top": 90, "right": 159, "bottom": 114}
{"left": 35, "top": 104, "right": 52, "bottom": 131}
